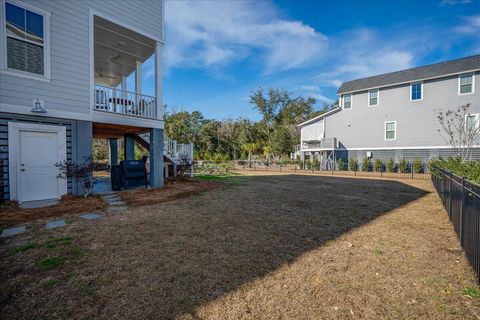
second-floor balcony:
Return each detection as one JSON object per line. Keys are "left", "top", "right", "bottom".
{"left": 93, "top": 15, "right": 160, "bottom": 121}
{"left": 94, "top": 85, "right": 157, "bottom": 119}
{"left": 301, "top": 137, "right": 338, "bottom": 150}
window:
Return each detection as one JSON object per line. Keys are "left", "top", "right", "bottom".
{"left": 459, "top": 74, "right": 474, "bottom": 94}
{"left": 343, "top": 94, "right": 352, "bottom": 109}
{"left": 385, "top": 121, "right": 396, "bottom": 140}
{"left": 4, "top": 2, "right": 46, "bottom": 75}
{"left": 368, "top": 89, "right": 378, "bottom": 106}
{"left": 467, "top": 114, "right": 479, "bottom": 132}
{"left": 411, "top": 82, "right": 422, "bottom": 100}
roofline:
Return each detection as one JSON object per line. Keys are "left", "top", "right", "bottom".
{"left": 297, "top": 107, "right": 341, "bottom": 127}
{"left": 336, "top": 67, "right": 480, "bottom": 95}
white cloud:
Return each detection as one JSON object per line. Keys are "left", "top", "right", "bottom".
{"left": 454, "top": 14, "right": 480, "bottom": 34}
{"left": 165, "top": 0, "right": 327, "bottom": 73}
{"left": 441, "top": 0, "right": 472, "bottom": 5}
{"left": 307, "top": 93, "right": 334, "bottom": 104}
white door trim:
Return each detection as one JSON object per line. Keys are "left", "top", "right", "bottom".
{"left": 8, "top": 122, "right": 67, "bottom": 202}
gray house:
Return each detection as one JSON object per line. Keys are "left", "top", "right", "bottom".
{"left": 0, "top": 0, "right": 191, "bottom": 205}
{"left": 297, "top": 55, "right": 480, "bottom": 170}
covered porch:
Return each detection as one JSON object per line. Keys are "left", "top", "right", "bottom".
{"left": 91, "top": 122, "right": 164, "bottom": 194}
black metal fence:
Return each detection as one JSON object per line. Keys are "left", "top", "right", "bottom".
{"left": 431, "top": 167, "right": 480, "bottom": 283}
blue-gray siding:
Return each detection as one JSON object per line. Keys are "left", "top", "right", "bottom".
{"left": 0, "top": 0, "right": 163, "bottom": 120}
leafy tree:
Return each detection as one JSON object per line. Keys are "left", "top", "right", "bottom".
{"left": 374, "top": 159, "right": 383, "bottom": 172}
{"left": 348, "top": 157, "right": 357, "bottom": 171}
{"left": 242, "top": 143, "right": 259, "bottom": 167}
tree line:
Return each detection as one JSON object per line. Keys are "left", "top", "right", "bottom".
{"left": 165, "top": 88, "right": 334, "bottom": 161}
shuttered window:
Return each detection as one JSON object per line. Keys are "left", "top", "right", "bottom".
{"left": 5, "top": 2, "right": 44, "bottom": 75}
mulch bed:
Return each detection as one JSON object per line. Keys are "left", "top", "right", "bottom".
{"left": 0, "top": 195, "right": 108, "bottom": 227}
{"left": 118, "top": 178, "right": 221, "bottom": 207}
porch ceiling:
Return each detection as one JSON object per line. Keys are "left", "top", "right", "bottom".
{"left": 93, "top": 122, "right": 149, "bottom": 139}
{"left": 94, "top": 16, "right": 155, "bottom": 88}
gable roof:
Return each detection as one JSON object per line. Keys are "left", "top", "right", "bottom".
{"left": 337, "top": 55, "right": 480, "bottom": 94}
{"left": 297, "top": 107, "right": 341, "bottom": 127}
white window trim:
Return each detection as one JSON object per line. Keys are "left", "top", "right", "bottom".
{"left": 342, "top": 93, "right": 352, "bottom": 110}
{"left": 368, "top": 89, "right": 379, "bottom": 107}
{"left": 0, "top": 0, "right": 51, "bottom": 81}
{"left": 466, "top": 113, "right": 480, "bottom": 131}
{"left": 410, "top": 82, "right": 423, "bottom": 101}
{"left": 385, "top": 120, "right": 397, "bottom": 141}
{"left": 458, "top": 73, "right": 475, "bottom": 95}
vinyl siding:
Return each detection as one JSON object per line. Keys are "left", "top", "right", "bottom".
{"left": 0, "top": 0, "right": 163, "bottom": 118}
{"left": 324, "top": 71, "right": 480, "bottom": 149}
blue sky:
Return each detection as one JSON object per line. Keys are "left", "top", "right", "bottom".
{"left": 153, "top": 0, "right": 480, "bottom": 121}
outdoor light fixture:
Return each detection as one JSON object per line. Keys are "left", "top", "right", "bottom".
{"left": 31, "top": 98, "right": 47, "bottom": 113}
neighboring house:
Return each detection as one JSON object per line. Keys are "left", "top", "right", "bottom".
{"left": 296, "top": 55, "right": 480, "bottom": 170}
{"left": 0, "top": 0, "right": 191, "bottom": 205}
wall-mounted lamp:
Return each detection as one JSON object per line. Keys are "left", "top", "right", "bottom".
{"left": 31, "top": 98, "right": 47, "bottom": 113}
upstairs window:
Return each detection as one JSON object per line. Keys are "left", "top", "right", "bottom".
{"left": 411, "top": 82, "right": 422, "bottom": 100}
{"left": 459, "top": 74, "right": 474, "bottom": 94}
{"left": 4, "top": 2, "right": 45, "bottom": 75}
{"left": 343, "top": 94, "right": 352, "bottom": 109}
{"left": 385, "top": 121, "right": 396, "bottom": 140}
{"left": 467, "top": 114, "right": 479, "bottom": 132}
{"left": 368, "top": 89, "right": 378, "bottom": 106}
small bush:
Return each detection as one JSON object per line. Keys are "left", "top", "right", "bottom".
{"left": 348, "top": 157, "right": 357, "bottom": 171}
{"left": 413, "top": 159, "right": 423, "bottom": 173}
{"left": 398, "top": 159, "right": 409, "bottom": 173}
{"left": 313, "top": 158, "right": 319, "bottom": 170}
{"left": 430, "top": 157, "right": 480, "bottom": 183}
{"left": 361, "top": 157, "right": 371, "bottom": 172}
{"left": 306, "top": 159, "right": 311, "bottom": 169}
{"left": 374, "top": 159, "right": 383, "bottom": 172}
{"left": 386, "top": 159, "right": 395, "bottom": 172}
{"left": 336, "top": 158, "right": 345, "bottom": 171}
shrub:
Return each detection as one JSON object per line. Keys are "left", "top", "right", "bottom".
{"left": 430, "top": 157, "right": 480, "bottom": 183}
{"left": 374, "top": 159, "right": 383, "bottom": 172}
{"left": 313, "top": 158, "right": 319, "bottom": 170}
{"left": 398, "top": 158, "right": 409, "bottom": 173}
{"left": 336, "top": 158, "right": 345, "bottom": 171}
{"left": 386, "top": 159, "right": 395, "bottom": 172}
{"left": 361, "top": 157, "right": 371, "bottom": 172}
{"left": 413, "top": 159, "right": 423, "bottom": 173}
{"left": 306, "top": 159, "right": 311, "bottom": 169}
{"left": 348, "top": 157, "right": 357, "bottom": 171}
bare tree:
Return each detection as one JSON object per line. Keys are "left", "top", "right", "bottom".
{"left": 175, "top": 154, "right": 194, "bottom": 180}
{"left": 438, "top": 103, "right": 480, "bottom": 161}
{"left": 56, "top": 157, "right": 95, "bottom": 197}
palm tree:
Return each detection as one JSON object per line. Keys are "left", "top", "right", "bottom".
{"left": 242, "top": 143, "right": 258, "bottom": 168}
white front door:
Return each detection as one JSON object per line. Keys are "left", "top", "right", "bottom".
{"left": 8, "top": 123, "right": 67, "bottom": 203}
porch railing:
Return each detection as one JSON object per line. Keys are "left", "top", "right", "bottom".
{"left": 163, "top": 135, "right": 194, "bottom": 161}
{"left": 94, "top": 84, "right": 157, "bottom": 119}
{"left": 301, "top": 137, "right": 337, "bottom": 150}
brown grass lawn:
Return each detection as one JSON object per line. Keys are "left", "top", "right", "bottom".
{"left": 1, "top": 173, "right": 479, "bottom": 319}
{"left": 0, "top": 195, "right": 108, "bottom": 227}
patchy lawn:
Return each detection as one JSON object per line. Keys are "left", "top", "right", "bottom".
{"left": 1, "top": 174, "right": 479, "bottom": 319}
{"left": 118, "top": 179, "right": 220, "bottom": 207}
{"left": 0, "top": 195, "right": 107, "bottom": 227}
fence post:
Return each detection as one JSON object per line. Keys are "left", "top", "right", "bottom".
{"left": 449, "top": 170, "right": 453, "bottom": 220}
{"left": 460, "top": 176, "right": 466, "bottom": 247}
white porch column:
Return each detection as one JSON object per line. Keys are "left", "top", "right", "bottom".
{"left": 121, "top": 75, "right": 127, "bottom": 113}
{"left": 155, "top": 42, "right": 163, "bottom": 120}
{"left": 135, "top": 61, "right": 142, "bottom": 94}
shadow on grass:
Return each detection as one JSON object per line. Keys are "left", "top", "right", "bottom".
{"left": 0, "top": 174, "right": 430, "bottom": 319}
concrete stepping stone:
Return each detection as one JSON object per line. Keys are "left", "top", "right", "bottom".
{"left": 1, "top": 226, "right": 26, "bottom": 238}
{"left": 107, "top": 200, "right": 126, "bottom": 206}
{"left": 106, "top": 206, "right": 127, "bottom": 213}
{"left": 79, "top": 213, "right": 101, "bottom": 220}
{"left": 46, "top": 220, "right": 66, "bottom": 229}
{"left": 103, "top": 194, "right": 119, "bottom": 200}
